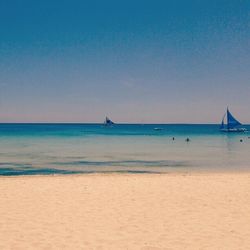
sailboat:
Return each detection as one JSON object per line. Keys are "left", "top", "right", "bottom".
{"left": 220, "top": 108, "right": 247, "bottom": 132}
{"left": 103, "top": 116, "right": 114, "bottom": 127}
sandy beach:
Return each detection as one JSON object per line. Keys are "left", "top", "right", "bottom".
{"left": 0, "top": 173, "right": 250, "bottom": 250}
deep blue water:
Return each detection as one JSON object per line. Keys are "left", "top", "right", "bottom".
{"left": 1, "top": 123, "right": 248, "bottom": 137}
{"left": 0, "top": 124, "right": 250, "bottom": 175}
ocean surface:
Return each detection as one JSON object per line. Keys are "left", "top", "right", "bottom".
{"left": 0, "top": 123, "right": 250, "bottom": 175}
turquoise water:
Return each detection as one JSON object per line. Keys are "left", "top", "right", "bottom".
{"left": 0, "top": 124, "right": 250, "bottom": 175}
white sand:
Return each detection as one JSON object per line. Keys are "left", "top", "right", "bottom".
{"left": 0, "top": 173, "right": 250, "bottom": 249}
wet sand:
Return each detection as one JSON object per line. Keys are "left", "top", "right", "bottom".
{"left": 0, "top": 173, "right": 250, "bottom": 249}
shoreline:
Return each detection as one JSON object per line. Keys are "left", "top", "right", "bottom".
{"left": 1, "top": 167, "right": 250, "bottom": 178}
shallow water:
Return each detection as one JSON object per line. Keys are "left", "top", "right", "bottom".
{"left": 0, "top": 124, "right": 250, "bottom": 175}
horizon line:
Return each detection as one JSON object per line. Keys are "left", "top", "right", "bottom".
{"left": 0, "top": 122, "right": 230, "bottom": 125}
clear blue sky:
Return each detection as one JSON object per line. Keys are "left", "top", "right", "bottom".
{"left": 0, "top": 0, "right": 249, "bottom": 123}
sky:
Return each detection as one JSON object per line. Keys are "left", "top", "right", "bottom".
{"left": 0, "top": 0, "right": 249, "bottom": 123}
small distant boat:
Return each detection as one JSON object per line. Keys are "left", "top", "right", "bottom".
{"left": 103, "top": 116, "right": 114, "bottom": 127}
{"left": 220, "top": 108, "right": 247, "bottom": 132}
{"left": 153, "top": 127, "right": 163, "bottom": 131}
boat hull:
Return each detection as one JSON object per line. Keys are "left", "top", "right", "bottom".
{"left": 220, "top": 128, "right": 247, "bottom": 133}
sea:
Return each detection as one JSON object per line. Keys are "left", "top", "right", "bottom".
{"left": 0, "top": 123, "right": 250, "bottom": 175}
